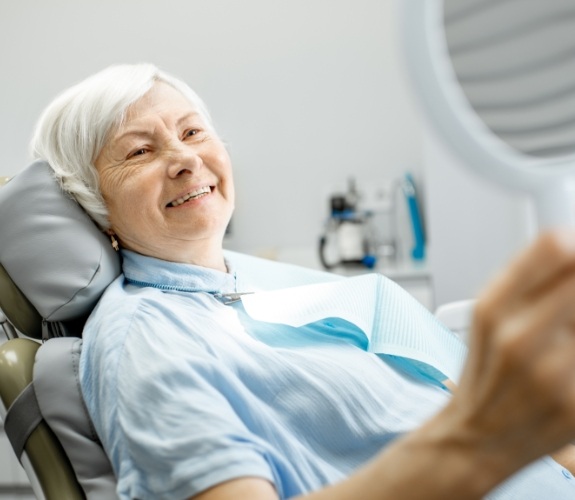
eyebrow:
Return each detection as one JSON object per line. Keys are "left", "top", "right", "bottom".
{"left": 113, "top": 111, "right": 203, "bottom": 144}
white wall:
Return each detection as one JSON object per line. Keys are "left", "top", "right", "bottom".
{"left": 422, "top": 123, "right": 536, "bottom": 307}
{"left": 0, "top": 0, "right": 424, "bottom": 258}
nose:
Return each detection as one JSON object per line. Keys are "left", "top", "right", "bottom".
{"left": 165, "top": 141, "right": 202, "bottom": 178}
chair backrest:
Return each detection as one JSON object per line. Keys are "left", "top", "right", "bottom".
{"left": 0, "top": 161, "right": 122, "bottom": 499}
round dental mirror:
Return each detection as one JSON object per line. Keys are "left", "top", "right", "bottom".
{"left": 400, "top": 0, "right": 575, "bottom": 229}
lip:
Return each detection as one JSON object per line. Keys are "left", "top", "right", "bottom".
{"left": 166, "top": 185, "right": 215, "bottom": 208}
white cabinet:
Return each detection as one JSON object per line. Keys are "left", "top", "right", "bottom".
{"left": 272, "top": 246, "right": 434, "bottom": 310}
{"left": 381, "top": 263, "right": 433, "bottom": 310}
{"left": 388, "top": 272, "right": 433, "bottom": 311}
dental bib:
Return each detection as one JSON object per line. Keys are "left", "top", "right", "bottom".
{"left": 226, "top": 251, "right": 468, "bottom": 385}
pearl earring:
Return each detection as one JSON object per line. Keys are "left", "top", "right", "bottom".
{"left": 110, "top": 234, "right": 120, "bottom": 252}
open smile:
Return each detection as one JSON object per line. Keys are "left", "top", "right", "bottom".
{"left": 167, "top": 186, "right": 214, "bottom": 207}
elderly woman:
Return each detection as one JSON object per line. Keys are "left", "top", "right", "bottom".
{"left": 30, "top": 64, "right": 575, "bottom": 500}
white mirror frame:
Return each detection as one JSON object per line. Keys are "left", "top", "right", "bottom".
{"left": 399, "top": 0, "right": 575, "bottom": 228}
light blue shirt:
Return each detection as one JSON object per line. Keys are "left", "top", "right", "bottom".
{"left": 80, "top": 250, "right": 575, "bottom": 499}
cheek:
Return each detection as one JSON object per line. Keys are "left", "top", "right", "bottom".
{"left": 213, "top": 146, "right": 233, "bottom": 175}
{"left": 103, "top": 180, "right": 147, "bottom": 229}
{"left": 221, "top": 159, "right": 235, "bottom": 195}
{"left": 226, "top": 181, "right": 235, "bottom": 213}
{"left": 106, "top": 196, "right": 133, "bottom": 232}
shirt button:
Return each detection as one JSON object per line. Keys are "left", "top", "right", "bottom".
{"left": 561, "top": 469, "right": 573, "bottom": 480}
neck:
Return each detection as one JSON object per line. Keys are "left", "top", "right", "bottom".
{"left": 125, "top": 237, "right": 228, "bottom": 272}
{"left": 171, "top": 238, "right": 227, "bottom": 271}
{"left": 185, "top": 247, "right": 228, "bottom": 272}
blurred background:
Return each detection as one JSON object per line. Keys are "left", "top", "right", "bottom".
{"left": 0, "top": 0, "right": 533, "bottom": 312}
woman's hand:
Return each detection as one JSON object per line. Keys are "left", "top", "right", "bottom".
{"left": 441, "top": 229, "right": 575, "bottom": 484}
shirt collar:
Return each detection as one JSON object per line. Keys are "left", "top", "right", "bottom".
{"left": 121, "top": 249, "right": 238, "bottom": 294}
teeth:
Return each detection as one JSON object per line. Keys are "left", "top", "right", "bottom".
{"left": 169, "top": 186, "right": 211, "bottom": 207}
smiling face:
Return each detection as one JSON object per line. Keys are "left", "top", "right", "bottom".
{"left": 94, "top": 82, "right": 234, "bottom": 269}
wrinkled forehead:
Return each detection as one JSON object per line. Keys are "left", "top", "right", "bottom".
{"left": 121, "top": 83, "right": 195, "bottom": 127}
{"left": 109, "top": 81, "right": 212, "bottom": 142}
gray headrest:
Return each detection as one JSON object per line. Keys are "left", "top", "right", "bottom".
{"left": 0, "top": 161, "right": 121, "bottom": 336}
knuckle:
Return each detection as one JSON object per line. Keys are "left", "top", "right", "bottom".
{"left": 493, "top": 328, "right": 525, "bottom": 361}
{"left": 472, "top": 292, "right": 502, "bottom": 337}
{"left": 488, "top": 315, "right": 538, "bottom": 367}
{"left": 539, "top": 229, "right": 575, "bottom": 260}
{"left": 473, "top": 294, "right": 495, "bottom": 327}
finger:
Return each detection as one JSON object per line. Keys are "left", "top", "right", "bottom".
{"left": 479, "top": 229, "right": 575, "bottom": 311}
{"left": 529, "top": 326, "right": 575, "bottom": 414}
{"left": 492, "top": 271, "right": 575, "bottom": 358}
{"left": 468, "top": 258, "right": 575, "bottom": 378}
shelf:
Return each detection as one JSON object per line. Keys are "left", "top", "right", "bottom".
{"left": 328, "top": 260, "right": 430, "bottom": 281}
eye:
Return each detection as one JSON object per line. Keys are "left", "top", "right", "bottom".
{"left": 127, "top": 148, "right": 148, "bottom": 159}
{"left": 184, "top": 129, "right": 200, "bottom": 139}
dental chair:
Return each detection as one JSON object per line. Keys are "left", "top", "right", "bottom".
{"left": 0, "top": 160, "right": 121, "bottom": 499}
{"left": 0, "top": 160, "right": 473, "bottom": 500}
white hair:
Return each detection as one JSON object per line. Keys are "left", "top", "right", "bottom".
{"left": 31, "top": 63, "right": 214, "bottom": 230}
